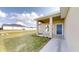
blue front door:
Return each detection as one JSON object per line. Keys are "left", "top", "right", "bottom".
{"left": 57, "top": 24, "right": 62, "bottom": 35}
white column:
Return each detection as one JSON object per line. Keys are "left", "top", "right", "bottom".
{"left": 49, "top": 17, "right": 53, "bottom": 38}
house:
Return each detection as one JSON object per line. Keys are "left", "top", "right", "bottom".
{"left": 35, "top": 11, "right": 64, "bottom": 38}
{"left": 61, "top": 7, "right": 79, "bottom": 51}
{"left": 35, "top": 7, "right": 79, "bottom": 52}
{"left": 2, "top": 24, "right": 26, "bottom": 30}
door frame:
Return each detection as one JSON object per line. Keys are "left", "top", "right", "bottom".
{"left": 55, "top": 23, "right": 63, "bottom": 35}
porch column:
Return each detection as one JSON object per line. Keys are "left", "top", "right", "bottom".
{"left": 49, "top": 17, "right": 53, "bottom": 38}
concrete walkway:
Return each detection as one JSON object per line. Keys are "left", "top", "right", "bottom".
{"left": 40, "top": 36, "right": 70, "bottom": 52}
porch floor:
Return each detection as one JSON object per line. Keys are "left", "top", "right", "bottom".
{"left": 40, "top": 36, "right": 70, "bottom": 52}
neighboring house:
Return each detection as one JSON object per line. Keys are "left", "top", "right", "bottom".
{"left": 25, "top": 27, "right": 36, "bottom": 30}
{"left": 61, "top": 7, "right": 79, "bottom": 51}
{"left": 2, "top": 24, "right": 26, "bottom": 30}
{"left": 35, "top": 12, "right": 64, "bottom": 38}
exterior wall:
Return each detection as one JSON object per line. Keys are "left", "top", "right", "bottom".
{"left": 25, "top": 28, "right": 36, "bottom": 30}
{"left": 3, "top": 26, "right": 13, "bottom": 30}
{"left": 3, "top": 26, "right": 26, "bottom": 30}
{"left": 53, "top": 17, "right": 64, "bottom": 35}
{"left": 64, "top": 7, "right": 79, "bottom": 51}
{"left": 13, "top": 27, "right": 25, "bottom": 30}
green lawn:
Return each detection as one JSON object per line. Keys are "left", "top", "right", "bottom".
{"left": 0, "top": 30, "right": 49, "bottom": 52}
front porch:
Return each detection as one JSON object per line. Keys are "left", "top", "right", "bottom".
{"left": 35, "top": 13, "right": 64, "bottom": 38}
{"left": 36, "top": 18, "right": 50, "bottom": 38}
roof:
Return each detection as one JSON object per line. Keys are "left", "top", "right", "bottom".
{"left": 34, "top": 11, "right": 60, "bottom": 21}
{"left": 2, "top": 24, "right": 26, "bottom": 27}
{"left": 60, "top": 7, "right": 69, "bottom": 18}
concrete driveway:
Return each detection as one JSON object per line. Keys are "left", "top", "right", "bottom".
{"left": 40, "top": 36, "right": 70, "bottom": 52}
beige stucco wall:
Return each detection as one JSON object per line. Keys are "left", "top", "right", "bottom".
{"left": 65, "top": 7, "right": 79, "bottom": 51}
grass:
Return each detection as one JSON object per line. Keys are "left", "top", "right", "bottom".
{"left": 0, "top": 30, "right": 49, "bottom": 52}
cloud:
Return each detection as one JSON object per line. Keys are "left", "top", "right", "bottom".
{"left": 9, "top": 12, "right": 43, "bottom": 27}
{"left": 0, "top": 11, "right": 43, "bottom": 27}
{"left": 31, "top": 12, "right": 39, "bottom": 19}
{"left": 40, "top": 14, "right": 44, "bottom": 17}
{"left": 10, "top": 12, "right": 43, "bottom": 20}
{"left": 16, "top": 21, "right": 26, "bottom": 26}
{"left": 0, "top": 10, "right": 7, "bottom": 17}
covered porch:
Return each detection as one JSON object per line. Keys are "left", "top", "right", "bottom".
{"left": 35, "top": 12, "right": 64, "bottom": 38}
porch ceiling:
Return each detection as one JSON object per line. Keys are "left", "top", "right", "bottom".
{"left": 38, "top": 18, "right": 49, "bottom": 23}
{"left": 53, "top": 16, "right": 60, "bottom": 20}
{"left": 38, "top": 16, "right": 61, "bottom": 23}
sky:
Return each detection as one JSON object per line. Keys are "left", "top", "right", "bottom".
{"left": 0, "top": 7, "right": 60, "bottom": 27}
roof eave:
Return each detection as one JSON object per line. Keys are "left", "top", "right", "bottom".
{"left": 60, "top": 7, "right": 69, "bottom": 18}
{"left": 34, "top": 12, "right": 60, "bottom": 21}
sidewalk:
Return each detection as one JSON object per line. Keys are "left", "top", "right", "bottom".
{"left": 40, "top": 36, "right": 70, "bottom": 52}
